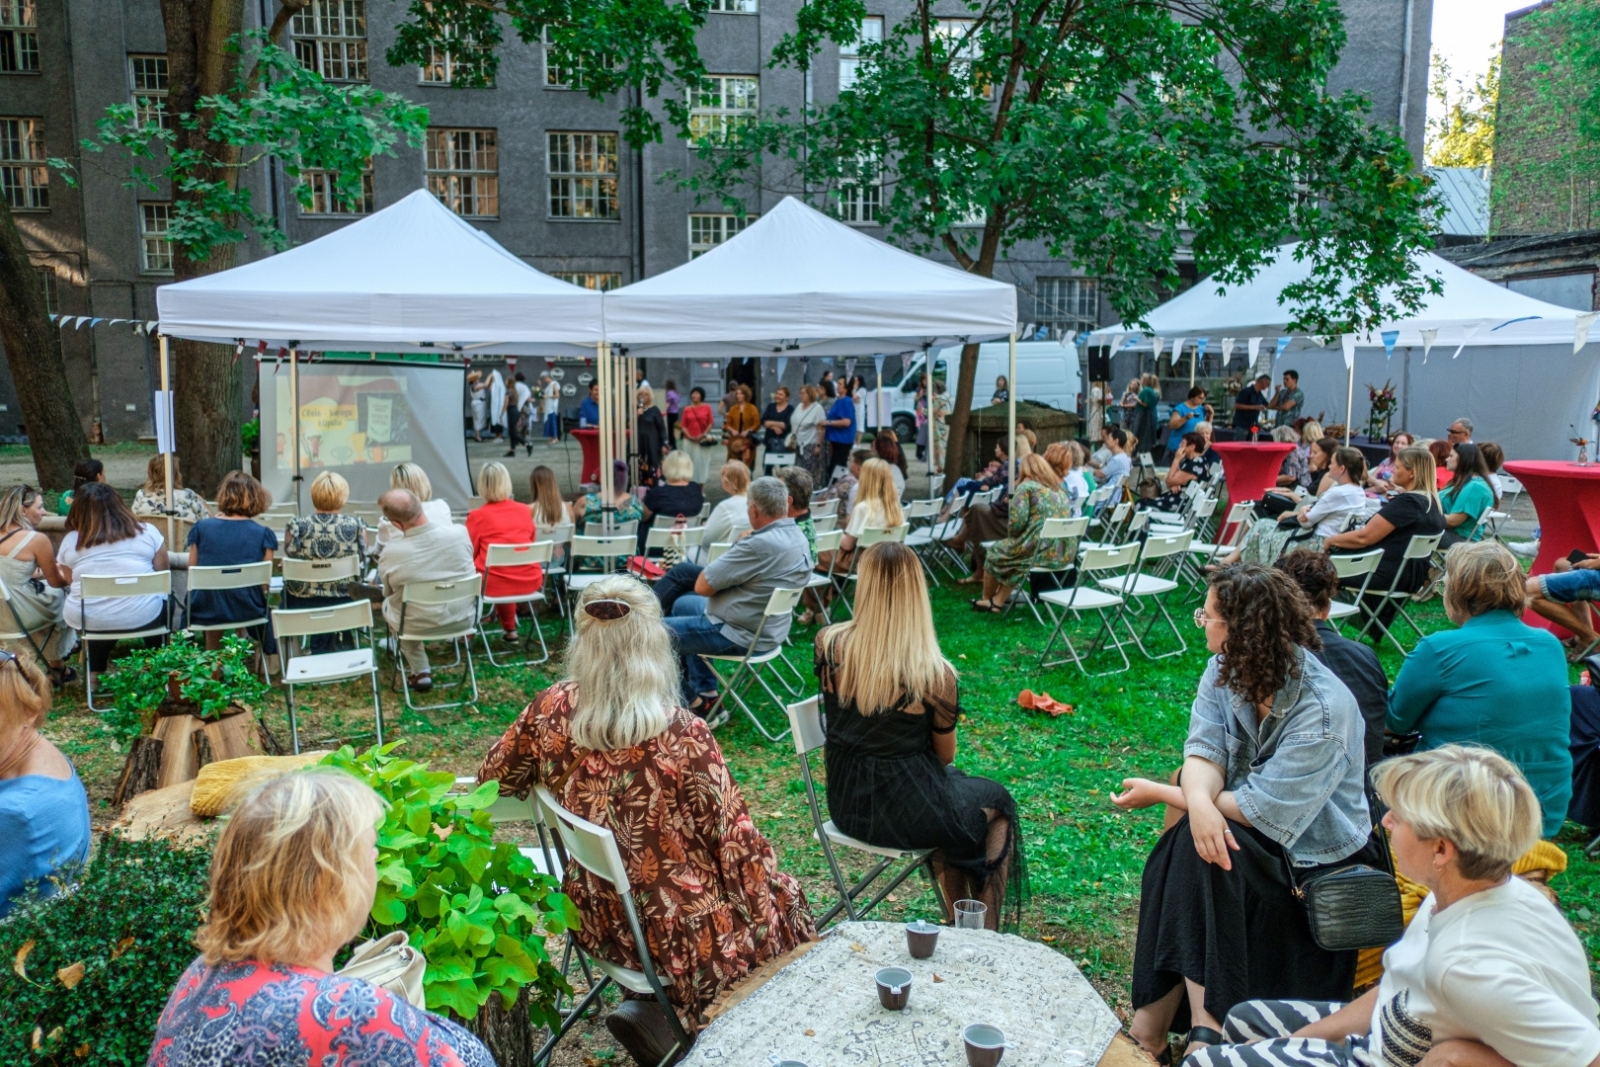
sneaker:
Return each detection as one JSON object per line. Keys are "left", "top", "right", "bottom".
{"left": 408, "top": 672, "right": 434, "bottom": 692}
{"left": 1508, "top": 540, "right": 1540, "bottom": 559}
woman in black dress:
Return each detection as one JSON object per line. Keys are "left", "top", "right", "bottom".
{"left": 1324, "top": 445, "right": 1446, "bottom": 619}
{"left": 638, "top": 450, "right": 705, "bottom": 554}
{"left": 815, "top": 541, "right": 1025, "bottom": 929}
{"left": 636, "top": 387, "right": 668, "bottom": 485}
{"left": 760, "top": 385, "right": 795, "bottom": 456}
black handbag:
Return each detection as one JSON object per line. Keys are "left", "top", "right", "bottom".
{"left": 1256, "top": 493, "right": 1297, "bottom": 518}
{"left": 1286, "top": 825, "right": 1405, "bottom": 953}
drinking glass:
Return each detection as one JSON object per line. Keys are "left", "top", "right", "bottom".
{"left": 954, "top": 899, "right": 987, "bottom": 929}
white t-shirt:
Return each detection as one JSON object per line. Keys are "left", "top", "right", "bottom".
{"left": 1370, "top": 876, "right": 1600, "bottom": 1067}
{"left": 376, "top": 498, "right": 454, "bottom": 549}
{"left": 542, "top": 383, "right": 560, "bottom": 416}
{"left": 1306, "top": 482, "right": 1366, "bottom": 536}
{"left": 60, "top": 524, "right": 167, "bottom": 631}
{"left": 1065, "top": 470, "right": 1090, "bottom": 514}
{"left": 888, "top": 464, "right": 906, "bottom": 498}
{"left": 702, "top": 495, "right": 748, "bottom": 548}
{"left": 511, "top": 381, "right": 534, "bottom": 413}
{"left": 846, "top": 498, "right": 889, "bottom": 537}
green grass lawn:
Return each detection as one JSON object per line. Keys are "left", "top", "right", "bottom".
{"left": 44, "top": 559, "right": 1600, "bottom": 1019}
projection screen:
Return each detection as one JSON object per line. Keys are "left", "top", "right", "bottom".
{"left": 257, "top": 358, "right": 473, "bottom": 509}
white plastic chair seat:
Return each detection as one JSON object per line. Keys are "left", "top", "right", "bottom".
{"left": 484, "top": 591, "right": 545, "bottom": 606}
{"left": 805, "top": 572, "right": 833, "bottom": 589}
{"left": 1098, "top": 574, "right": 1180, "bottom": 597}
{"left": 281, "top": 647, "right": 377, "bottom": 685}
{"left": 904, "top": 529, "right": 934, "bottom": 547}
{"left": 589, "top": 956, "right": 665, "bottom": 996}
{"left": 1186, "top": 542, "right": 1230, "bottom": 556}
{"left": 1327, "top": 601, "right": 1360, "bottom": 621}
{"left": 704, "top": 645, "right": 785, "bottom": 666}
{"left": 565, "top": 574, "right": 609, "bottom": 591}
{"left": 1148, "top": 524, "right": 1186, "bottom": 537}
{"left": 1039, "top": 587, "right": 1124, "bottom": 610}
{"left": 819, "top": 820, "right": 926, "bottom": 861}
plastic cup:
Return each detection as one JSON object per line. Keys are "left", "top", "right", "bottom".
{"left": 906, "top": 919, "right": 940, "bottom": 958}
{"left": 963, "top": 1023, "right": 1007, "bottom": 1067}
{"left": 875, "top": 966, "right": 912, "bottom": 1011}
{"left": 954, "top": 899, "right": 988, "bottom": 930}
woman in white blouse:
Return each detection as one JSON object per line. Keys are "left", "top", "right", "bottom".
{"left": 58, "top": 484, "right": 170, "bottom": 681}
{"left": 1215, "top": 447, "right": 1369, "bottom": 567}
{"left": 374, "top": 462, "right": 454, "bottom": 550}
{"left": 700, "top": 461, "right": 752, "bottom": 549}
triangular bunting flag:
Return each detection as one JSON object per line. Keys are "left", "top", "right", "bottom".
{"left": 1274, "top": 337, "right": 1291, "bottom": 364}
{"left": 1340, "top": 334, "right": 1357, "bottom": 370}
{"left": 1381, "top": 331, "right": 1399, "bottom": 359}
{"left": 1578, "top": 312, "right": 1598, "bottom": 355}
{"left": 1151, "top": 337, "right": 1165, "bottom": 362}
{"left": 1451, "top": 324, "right": 1482, "bottom": 359}
{"left": 1220, "top": 338, "right": 1235, "bottom": 367}
{"left": 776, "top": 355, "right": 789, "bottom": 383}
{"left": 872, "top": 353, "right": 885, "bottom": 385}
{"left": 1420, "top": 329, "right": 1437, "bottom": 363}
{"left": 1172, "top": 337, "right": 1187, "bottom": 370}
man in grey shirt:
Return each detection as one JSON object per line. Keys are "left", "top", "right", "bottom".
{"left": 660, "top": 476, "right": 813, "bottom": 723}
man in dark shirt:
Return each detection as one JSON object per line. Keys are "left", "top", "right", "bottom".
{"left": 1275, "top": 549, "right": 1389, "bottom": 771}
{"left": 1231, "top": 373, "right": 1273, "bottom": 436}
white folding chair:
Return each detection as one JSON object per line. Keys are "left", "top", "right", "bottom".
{"left": 80, "top": 571, "right": 172, "bottom": 713}
{"left": 764, "top": 452, "right": 797, "bottom": 471}
{"left": 281, "top": 554, "right": 361, "bottom": 592}
{"left": 1328, "top": 548, "right": 1384, "bottom": 626}
{"left": 1354, "top": 533, "right": 1444, "bottom": 656}
{"left": 391, "top": 574, "right": 482, "bottom": 711}
{"left": 837, "top": 523, "right": 910, "bottom": 617}
{"left": 810, "top": 497, "right": 841, "bottom": 519}
{"left": 901, "top": 498, "right": 947, "bottom": 584}
{"left": 1187, "top": 501, "right": 1255, "bottom": 566}
{"left": 1037, "top": 543, "right": 1141, "bottom": 674}
{"left": 272, "top": 600, "right": 383, "bottom": 754}
{"left": 1082, "top": 507, "right": 1147, "bottom": 550}
{"left": 803, "top": 528, "right": 844, "bottom": 626}
{"left": 533, "top": 785, "right": 692, "bottom": 1067}
{"left": 785, "top": 697, "right": 947, "bottom": 927}
{"left": 1100, "top": 530, "right": 1193, "bottom": 659}
{"left": 534, "top": 523, "right": 575, "bottom": 618}
{"left": 584, "top": 519, "right": 638, "bottom": 538}
{"left": 565, "top": 534, "right": 637, "bottom": 605}
{"left": 185, "top": 560, "right": 276, "bottom": 678}
{"left": 0, "top": 576, "right": 51, "bottom": 662}
{"left": 700, "top": 588, "right": 806, "bottom": 741}
{"left": 813, "top": 514, "right": 839, "bottom": 533}
{"left": 1012, "top": 515, "right": 1090, "bottom": 625}
{"left": 479, "top": 541, "right": 553, "bottom": 667}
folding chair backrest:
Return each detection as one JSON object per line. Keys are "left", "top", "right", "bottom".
{"left": 811, "top": 498, "right": 840, "bottom": 518}
{"left": 1041, "top": 516, "right": 1089, "bottom": 540}
{"left": 1497, "top": 475, "right": 1524, "bottom": 497}
{"left": 762, "top": 588, "right": 804, "bottom": 617}
{"left": 1079, "top": 542, "right": 1142, "bottom": 574}
{"left": 1190, "top": 496, "right": 1218, "bottom": 521}
{"left": 1124, "top": 510, "right": 1150, "bottom": 535}
{"left": 80, "top": 571, "right": 172, "bottom": 599}
{"left": 906, "top": 499, "right": 941, "bottom": 520}
{"left": 1137, "top": 451, "right": 1155, "bottom": 469}
{"left": 281, "top": 555, "right": 360, "bottom": 585}
{"left": 455, "top": 775, "right": 536, "bottom": 824}
{"left": 535, "top": 523, "right": 574, "bottom": 546}
{"left": 707, "top": 541, "right": 734, "bottom": 563}
{"left": 858, "top": 523, "right": 909, "bottom": 547}
{"left": 813, "top": 515, "right": 838, "bottom": 533}
{"left": 1140, "top": 530, "right": 1193, "bottom": 560}
{"left": 572, "top": 534, "right": 635, "bottom": 562}
{"left": 486, "top": 541, "right": 554, "bottom": 569}
{"left": 815, "top": 528, "right": 843, "bottom": 554}
{"left": 187, "top": 560, "right": 274, "bottom": 591}
{"left": 644, "top": 525, "right": 705, "bottom": 551}
{"left": 584, "top": 520, "right": 638, "bottom": 537}
{"left": 534, "top": 785, "right": 631, "bottom": 894}
{"left": 0, "top": 578, "right": 32, "bottom": 640}
{"left": 1330, "top": 548, "right": 1384, "bottom": 580}
{"left": 271, "top": 598, "right": 374, "bottom": 638}
{"left": 401, "top": 574, "right": 482, "bottom": 605}
{"left": 785, "top": 696, "right": 825, "bottom": 757}
{"left": 1104, "top": 501, "right": 1131, "bottom": 527}
{"left": 764, "top": 452, "right": 796, "bottom": 468}
{"left": 1402, "top": 533, "right": 1443, "bottom": 561}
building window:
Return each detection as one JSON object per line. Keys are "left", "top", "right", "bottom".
{"left": 839, "top": 16, "right": 882, "bottom": 91}
{"left": 426, "top": 127, "right": 497, "bottom": 217}
{"left": 543, "top": 28, "right": 617, "bottom": 88}
{"left": 934, "top": 18, "right": 989, "bottom": 98}
{"left": 688, "top": 75, "right": 758, "bottom": 140}
{"left": 1034, "top": 277, "right": 1099, "bottom": 339}
{"left": 0, "top": 0, "right": 38, "bottom": 73}
{"left": 302, "top": 169, "right": 374, "bottom": 215}
{"left": 547, "top": 132, "right": 619, "bottom": 220}
{"left": 553, "top": 272, "right": 623, "bottom": 291}
{"left": 290, "top": 0, "right": 368, "bottom": 82}
{"left": 710, "top": 0, "right": 757, "bottom": 11}
{"left": 420, "top": 25, "right": 489, "bottom": 86}
{"left": 0, "top": 117, "right": 46, "bottom": 210}
{"left": 34, "top": 265, "right": 55, "bottom": 314}
{"left": 835, "top": 158, "right": 880, "bottom": 224}
{"left": 139, "top": 202, "right": 174, "bottom": 274}
{"left": 688, "top": 213, "right": 753, "bottom": 259}
{"left": 128, "top": 55, "right": 170, "bottom": 130}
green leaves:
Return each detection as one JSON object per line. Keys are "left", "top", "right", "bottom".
{"left": 97, "top": 632, "right": 272, "bottom": 750}
{"left": 320, "top": 744, "right": 576, "bottom": 1022}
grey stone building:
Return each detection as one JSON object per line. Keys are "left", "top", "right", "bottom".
{"left": 2, "top": 0, "right": 1430, "bottom": 441}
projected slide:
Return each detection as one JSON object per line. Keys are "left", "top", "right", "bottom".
{"left": 273, "top": 370, "right": 415, "bottom": 471}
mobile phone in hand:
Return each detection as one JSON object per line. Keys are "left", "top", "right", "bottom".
{"left": 1569, "top": 549, "right": 1590, "bottom": 566}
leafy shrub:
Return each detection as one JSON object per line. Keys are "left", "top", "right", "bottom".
{"left": 321, "top": 744, "right": 580, "bottom": 1024}
{"left": 0, "top": 836, "right": 212, "bottom": 1066}
{"left": 97, "top": 632, "right": 272, "bottom": 749}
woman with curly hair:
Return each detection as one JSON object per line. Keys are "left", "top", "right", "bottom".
{"left": 1112, "top": 564, "right": 1379, "bottom": 1063}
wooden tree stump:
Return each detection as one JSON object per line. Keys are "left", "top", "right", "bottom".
{"left": 111, "top": 736, "right": 165, "bottom": 807}
{"left": 463, "top": 986, "right": 545, "bottom": 1067}
{"left": 115, "top": 701, "right": 266, "bottom": 807}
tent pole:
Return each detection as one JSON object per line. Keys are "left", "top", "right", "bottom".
{"left": 597, "top": 341, "right": 611, "bottom": 533}
{"left": 627, "top": 354, "right": 638, "bottom": 480}
{"left": 159, "top": 333, "right": 173, "bottom": 549}
{"left": 1188, "top": 341, "right": 1195, "bottom": 387}
{"left": 289, "top": 346, "right": 302, "bottom": 517}
{"left": 1008, "top": 333, "right": 1017, "bottom": 487}
{"left": 924, "top": 348, "right": 934, "bottom": 486}
{"left": 1344, "top": 354, "right": 1355, "bottom": 447}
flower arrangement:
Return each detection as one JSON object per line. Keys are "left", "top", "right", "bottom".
{"left": 1572, "top": 425, "right": 1591, "bottom": 465}
{"left": 1365, "top": 381, "right": 1397, "bottom": 440}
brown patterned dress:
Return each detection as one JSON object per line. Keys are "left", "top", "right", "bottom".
{"left": 478, "top": 681, "right": 816, "bottom": 1023}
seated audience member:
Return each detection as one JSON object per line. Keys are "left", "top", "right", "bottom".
{"left": 1369, "top": 430, "right": 1417, "bottom": 493}
{"left": 376, "top": 488, "right": 478, "bottom": 693}
{"left": 1089, "top": 424, "right": 1116, "bottom": 476}
{"left": 0, "top": 485, "right": 74, "bottom": 683}
{"left": 1099, "top": 427, "right": 1134, "bottom": 497}
{"left": 466, "top": 461, "right": 542, "bottom": 642}
{"left": 186, "top": 471, "right": 277, "bottom": 653}
{"left": 1071, "top": 440, "right": 1098, "bottom": 495}
{"left": 1389, "top": 541, "right": 1571, "bottom": 838}
{"left": 817, "top": 542, "right": 1023, "bottom": 928}
{"left": 1447, "top": 416, "right": 1474, "bottom": 445}
{"left": 480, "top": 577, "right": 815, "bottom": 1064}
{"left": 1265, "top": 436, "right": 1337, "bottom": 508}
{"left": 1215, "top": 446, "right": 1366, "bottom": 567}
{"left": 0, "top": 653, "right": 88, "bottom": 918}
{"left": 1193, "top": 421, "right": 1215, "bottom": 450}
{"left": 571, "top": 460, "right": 644, "bottom": 534}
{"left": 1526, "top": 552, "right": 1600, "bottom": 656}
{"left": 282, "top": 471, "right": 366, "bottom": 653}
{"left": 1147, "top": 432, "right": 1218, "bottom": 514}
{"left": 58, "top": 483, "right": 170, "bottom": 680}
{"left": 776, "top": 466, "right": 817, "bottom": 559}
{"left": 873, "top": 429, "right": 908, "bottom": 496}
{"left": 971, "top": 454, "right": 1074, "bottom": 613}
{"left": 55, "top": 458, "right": 104, "bottom": 516}
{"left": 639, "top": 449, "right": 705, "bottom": 553}
{"left": 375, "top": 462, "right": 453, "bottom": 549}
{"left": 1429, "top": 438, "right": 1455, "bottom": 487}
{"left": 1439, "top": 442, "right": 1499, "bottom": 546}
{"left": 1325, "top": 446, "right": 1446, "bottom": 617}
{"left": 814, "top": 448, "right": 869, "bottom": 517}
{"left": 942, "top": 435, "right": 1031, "bottom": 518}
{"left": 1480, "top": 440, "right": 1506, "bottom": 495}
{"left": 1274, "top": 550, "right": 1388, "bottom": 771}
{"left": 1114, "top": 564, "right": 1376, "bottom": 1061}
{"left": 824, "top": 458, "right": 904, "bottom": 580}
{"left": 147, "top": 770, "right": 493, "bottom": 1066}
{"left": 131, "top": 455, "right": 210, "bottom": 523}
{"left": 1568, "top": 681, "right": 1600, "bottom": 834}
{"left": 1185, "top": 746, "right": 1600, "bottom": 1067}
{"left": 1273, "top": 425, "right": 1310, "bottom": 489}
{"left": 700, "top": 461, "right": 752, "bottom": 549}
{"left": 656, "top": 477, "right": 812, "bottom": 719}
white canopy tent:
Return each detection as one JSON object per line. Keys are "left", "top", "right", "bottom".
{"left": 1099, "top": 243, "right": 1599, "bottom": 458}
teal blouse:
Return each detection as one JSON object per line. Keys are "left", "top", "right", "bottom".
{"left": 1388, "top": 610, "right": 1572, "bottom": 837}
{"left": 1440, "top": 477, "right": 1495, "bottom": 539}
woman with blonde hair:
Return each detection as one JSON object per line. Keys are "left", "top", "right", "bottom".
{"left": 0, "top": 485, "right": 74, "bottom": 681}
{"left": 148, "top": 769, "right": 491, "bottom": 1064}
{"left": 820, "top": 457, "right": 903, "bottom": 579}
{"left": 466, "top": 461, "right": 542, "bottom": 640}
{"left": 282, "top": 470, "right": 366, "bottom": 652}
{"left": 972, "top": 452, "right": 1074, "bottom": 612}
{"left": 0, "top": 653, "right": 87, "bottom": 917}
{"left": 1326, "top": 446, "right": 1445, "bottom": 619}
{"left": 480, "top": 576, "right": 814, "bottom": 1065}
{"left": 792, "top": 382, "right": 829, "bottom": 487}
{"left": 700, "top": 459, "right": 751, "bottom": 547}
{"left": 132, "top": 454, "right": 210, "bottom": 523}
{"left": 377, "top": 461, "right": 453, "bottom": 548}
{"left": 817, "top": 542, "right": 1023, "bottom": 928}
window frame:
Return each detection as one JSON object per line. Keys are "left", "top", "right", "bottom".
{"left": 0, "top": 0, "right": 39, "bottom": 74}
{"left": 0, "top": 116, "right": 47, "bottom": 211}
{"left": 839, "top": 16, "right": 882, "bottom": 92}
{"left": 138, "top": 201, "right": 175, "bottom": 275}
{"left": 300, "top": 168, "right": 375, "bottom": 216}
{"left": 289, "top": 0, "right": 369, "bottom": 83}
{"left": 552, "top": 272, "right": 623, "bottom": 291}
{"left": 688, "top": 75, "right": 759, "bottom": 141}
{"left": 687, "top": 212, "right": 754, "bottom": 260}
{"left": 708, "top": 0, "right": 758, "bottom": 12}
{"left": 1033, "top": 276, "right": 1100, "bottom": 340}
{"left": 546, "top": 131, "right": 620, "bottom": 221}
{"left": 425, "top": 127, "right": 499, "bottom": 218}
{"left": 128, "top": 54, "right": 170, "bottom": 131}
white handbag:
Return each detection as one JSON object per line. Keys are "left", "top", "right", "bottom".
{"left": 336, "top": 930, "right": 428, "bottom": 1009}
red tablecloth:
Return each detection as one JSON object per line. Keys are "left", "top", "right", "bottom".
{"left": 1503, "top": 460, "right": 1600, "bottom": 636}
{"left": 571, "top": 428, "right": 601, "bottom": 484}
{"left": 1208, "top": 441, "right": 1297, "bottom": 539}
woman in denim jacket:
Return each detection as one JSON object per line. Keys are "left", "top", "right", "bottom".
{"left": 1113, "top": 564, "right": 1380, "bottom": 1065}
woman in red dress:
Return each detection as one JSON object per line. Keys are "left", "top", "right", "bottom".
{"left": 465, "top": 461, "right": 543, "bottom": 639}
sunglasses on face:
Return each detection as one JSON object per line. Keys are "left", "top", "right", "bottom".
{"left": 583, "top": 599, "right": 632, "bottom": 621}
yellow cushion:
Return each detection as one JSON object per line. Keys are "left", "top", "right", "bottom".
{"left": 190, "top": 752, "right": 328, "bottom": 817}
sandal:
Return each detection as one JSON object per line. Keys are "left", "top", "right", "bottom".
{"left": 1018, "top": 689, "right": 1074, "bottom": 716}
{"left": 46, "top": 665, "right": 78, "bottom": 687}
{"left": 956, "top": 574, "right": 983, "bottom": 585}
{"left": 969, "top": 599, "right": 1002, "bottom": 613}
{"left": 1182, "top": 1026, "right": 1226, "bottom": 1059}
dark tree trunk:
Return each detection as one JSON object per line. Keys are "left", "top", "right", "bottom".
{"left": 0, "top": 201, "right": 92, "bottom": 490}
{"left": 941, "top": 341, "right": 981, "bottom": 493}
{"left": 463, "top": 985, "right": 545, "bottom": 1067}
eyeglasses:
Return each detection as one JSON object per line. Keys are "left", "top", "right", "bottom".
{"left": 0, "top": 650, "right": 18, "bottom": 667}
{"left": 1193, "top": 608, "right": 1223, "bottom": 629}
{"left": 583, "top": 599, "right": 632, "bottom": 621}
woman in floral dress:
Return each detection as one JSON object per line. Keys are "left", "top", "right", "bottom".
{"left": 970, "top": 453, "right": 1075, "bottom": 612}
{"left": 479, "top": 575, "right": 815, "bottom": 1066}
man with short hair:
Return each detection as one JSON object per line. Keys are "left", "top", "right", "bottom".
{"left": 775, "top": 466, "right": 817, "bottom": 560}
{"left": 1447, "top": 417, "right": 1474, "bottom": 444}
{"left": 1232, "top": 373, "right": 1273, "bottom": 436}
{"left": 540, "top": 373, "right": 561, "bottom": 442}
{"left": 579, "top": 381, "right": 600, "bottom": 428}
{"left": 659, "top": 476, "right": 813, "bottom": 725}
{"left": 1272, "top": 370, "right": 1305, "bottom": 427}
{"left": 376, "top": 488, "right": 478, "bottom": 692}
{"left": 504, "top": 372, "right": 534, "bottom": 458}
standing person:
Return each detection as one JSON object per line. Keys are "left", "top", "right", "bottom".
{"left": 282, "top": 471, "right": 366, "bottom": 653}
{"left": 1132, "top": 374, "right": 1161, "bottom": 453}
{"left": 468, "top": 370, "right": 488, "bottom": 441}
{"left": 824, "top": 383, "right": 858, "bottom": 474}
{"left": 1118, "top": 377, "right": 1141, "bottom": 428}
{"left": 487, "top": 367, "right": 507, "bottom": 440}
{"left": 722, "top": 384, "right": 760, "bottom": 468}
{"left": 0, "top": 486, "right": 74, "bottom": 683}
{"left": 679, "top": 386, "right": 720, "bottom": 484}
{"left": 185, "top": 471, "right": 277, "bottom": 655}
{"left": 991, "top": 375, "right": 1010, "bottom": 404}
{"left": 930, "top": 379, "right": 951, "bottom": 473}
{"left": 504, "top": 372, "right": 535, "bottom": 458}
{"left": 579, "top": 381, "right": 601, "bottom": 428}
{"left": 58, "top": 483, "right": 170, "bottom": 681}
{"left": 541, "top": 373, "right": 562, "bottom": 443}
{"left": 636, "top": 386, "right": 668, "bottom": 485}
{"left": 1271, "top": 369, "right": 1305, "bottom": 427}
{"left": 1231, "top": 374, "right": 1273, "bottom": 439}
{"left": 466, "top": 461, "right": 542, "bottom": 642}
{"left": 663, "top": 379, "right": 681, "bottom": 440}
{"left": 791, "top": 384, "right": 829, "bottom": 488}
{"left": 818, "top": 368, "right": 836, "bottom": 398}
{"left": 760, "top": 385, "right": 795, "bottom": 457}
{"left": 1165, "top": 387, "right": 1212, "bottom": 462}
{"left": 850, "top": 375, "right": 868, "bottom": 441}
{"left": 376, "top": 488, "right": 478, "bottom": 692}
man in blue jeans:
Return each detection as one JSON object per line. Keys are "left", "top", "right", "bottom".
{"left": 1527, "top": 552, "right": 1600, "bottom": 652}
{"left": 656, "top": 477, "right": 814, "bottom": 727}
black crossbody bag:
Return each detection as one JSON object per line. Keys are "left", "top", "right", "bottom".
{"left": 1285, "top": 822, "right": 1405, "bottom": 952}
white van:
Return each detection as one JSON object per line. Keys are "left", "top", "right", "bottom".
{"left": 882, "top": 341, "right": 1082, "bottom": 441}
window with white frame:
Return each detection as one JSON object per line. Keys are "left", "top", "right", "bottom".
{"left": 839, "top": 16, "right": 882, "bottom": 91}
{"left": 688, "top": 75, "right": 758, "bottom": 140}
{"left": 553, "top": 272, "right": 623, "bottom": 291}
{"left": 688, "top": 213, "right": 753, "bottom": 259}
{"left": 547, "top": 132, "right": 619, "bottom": 220}
{"left": 543, "top": 27, "right": 618, "bottom": 89}
{"left": 139, "top": 202, "right": 174, "bottom": 273}
{"left": 710, "top": 0, "right": 757, "bottom": 11}
{"left": 426, "top": 127, "right": 497, "bottom": 217}
{"left": 0, "top": 0, "right": 38, "bottom": 73}
{"left": 1034, "top": 277, "right": 1099, "bottom": 339}
{"left": 933, "top": 18, "right": 989, "bottom": 98}
{"left": 420, "top": 24, "right": 490, "bottom": 86}
{"left": 0, "top": 117, "right": 46, "bottom": 210}
{"left": 834, "top": 157, "right": 880, "bottom": 223}
{"left": 33, "top": 264, "right": 55, "bottom": 314}
{"left": 128, "top": 55, "right": 170, "bottom": 130}
{"left": 302, "top": 169, "right": 374, "bottom": 215}
{"left": 290, "top": 0, "right": 368, "bottom": 81}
